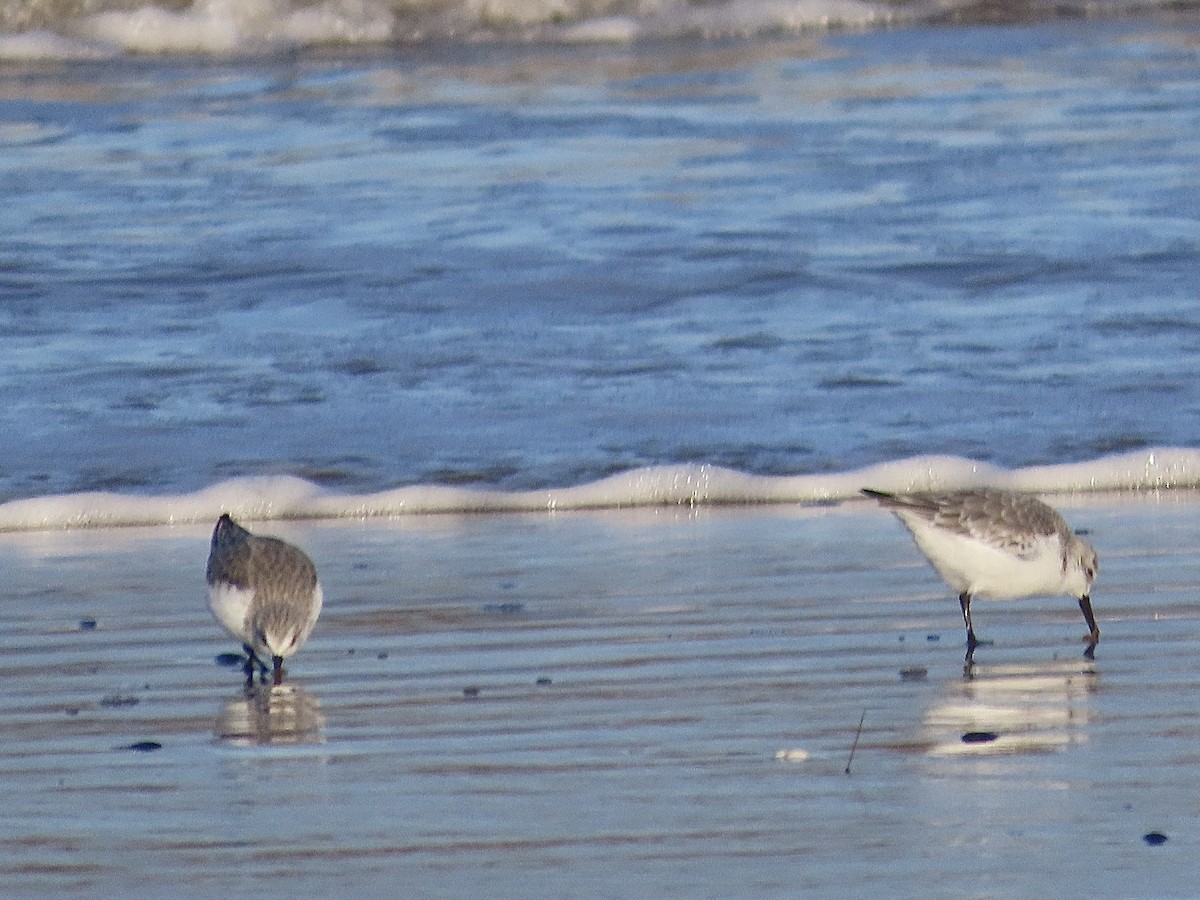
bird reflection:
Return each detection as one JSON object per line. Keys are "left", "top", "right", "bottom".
{"left": 215, "top": 681, "right": 325, "bottom": 746}
{"left": 923, "top": 658, "right": 1097, "bottom": 756}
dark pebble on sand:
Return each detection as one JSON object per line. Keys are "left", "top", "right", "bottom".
{"left": 100, "top": 695, "right": 139, "bottom": 708}
{"left": 215, "top": 652, "right": 245, "bottom": 668}
{"left": 899, "top": 667, "right": 928, "bottom": 681}
{"left": 482, "top": 602, "right": 524, "bottom": 614}
{"left": 961, "top": 731, "right": 999, "bottom": 744}
{"left": 1143, "top": 832, "right": 1168, "bottom": 846}
{"left": 79, "top": 619, "right": 97, "bottom": 630}
{"left": 463, "top": 686, "right": 481, "bottom": 698}
{"left": 377, "top": 652, "right": 388, "bottom": 660}
{"left": 926, "top": 634, "right": 940, "bottom": 642}
{"left": 536, "top": 677, "right": 553, "bottom": 686}
{"left": 121, "top": 741, "right": 162, "bottom": 753}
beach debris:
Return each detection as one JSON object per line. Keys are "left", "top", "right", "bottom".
{"left": 100, "top": 694, "right": 139, "bottom": 708}
{"left": 536, "top": 676, "right": 553, "bottom": 686}
{"left": 79, "top": 618, "right": 97, "bottom": 630}
{"left": 845, "top": 708, "right": 867, "bottom": 774}
{"left": 900, "top": 666, "right": 928, "bottom": 681}
{"left": 775, "top": 748, "right": 810, "bottom": 762}
{"left": 120, "top": 740, "right": 162, "bottom": 753}
{"left": 463, "top": 686, "right": 481, "bottom": 698}
{"left": 482, "top": 602, "right": 524, "bottom": 614}
{"left": 961, "top": 731, "right": 1000, "bottom": 744}
{"left": 1143, "top": 832, "right": 1168, "bottom": 846}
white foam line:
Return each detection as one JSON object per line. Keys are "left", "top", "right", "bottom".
{"left": 0, "top": 448, "right": 1196, "bottom": 532}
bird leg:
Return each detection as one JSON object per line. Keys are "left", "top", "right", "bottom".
{"left": 959, "top": 591, "right": 980, "bottom": 651}
{"left": 272, "top": 655, "right": 285, "bottom": 686}
{"left": 242, "top": 644, "right": 269, "bottom": 685}
{"left": 1078, "top": 594, "right": 1100, "bottom": 660}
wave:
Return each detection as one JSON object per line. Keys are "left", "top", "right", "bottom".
{"left": 1, "top": 447, "right": 1196, "bottom": 531}
{"left": 0, "top": 0, "right": 1191, "bottom": 61}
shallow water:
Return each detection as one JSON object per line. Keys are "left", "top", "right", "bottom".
{"left": 1, "top": 496, "right": 1198, "bottom": 897}
{"left": 1, "top": 18, "right": 1198, "bottom": 505}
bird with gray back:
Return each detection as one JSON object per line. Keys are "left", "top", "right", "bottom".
{"left": 863, "top": 488, "right": 1099, "bottom": 661}
{"left": 207, "top": 514, "right": 324, "bottom": 685}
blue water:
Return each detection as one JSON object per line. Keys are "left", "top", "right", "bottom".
{"left": 0, "top": 15, "right": 1198, "bottom": 525}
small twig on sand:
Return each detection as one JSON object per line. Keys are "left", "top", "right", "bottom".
{"left": 845, "top": 709, "right": 867, "bottom": 775}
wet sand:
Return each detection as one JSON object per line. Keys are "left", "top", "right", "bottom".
{"left": 1, "top": 494, "right": 1197, "bottom": 897}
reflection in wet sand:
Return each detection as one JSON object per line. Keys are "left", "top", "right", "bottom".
{"left": 215, "top": 682, "right": 325, "bottom": 747}
{"left": 923, "top": 659, "right": 1097, "bottom": 756}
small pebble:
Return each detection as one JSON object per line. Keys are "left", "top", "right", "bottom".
{"left": 122, "top": 741, "right": 162, "bottom": 753}
{"left": 482, "top": 602, "right": 524, "bottom": 614}
{"left": 961, "top": 731, "right": 1000, "bottom": 744}
{"left": 926, "top": 634, "right": 940, "bottom": 642}
{"left": 536, "top": 677, "right": 553, "bottom": 686}
{"left": 774, "top": 748, "right": 810, "bottom": 762}
{"left": 463, "top": 686, "right": 481, "bottom": 698}
{"left": 100, "top": 695, "right": 139, "bottom": 708}
{"left": 79, "top": 619, "right": 97, "bottom": 631}
{"left": 377, "top": 652, "right": 388, "bottom": 660}
{"left": 899, "top": 666, "right": 928, "bottom": 682}
{"left": 1143, "top": 832, "right": 1168, "bottom": 846}
{"left": 215, "top": 652, "right": 245, "bottom": 668}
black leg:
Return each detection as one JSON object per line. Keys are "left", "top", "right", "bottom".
{"left": 242, "top": 643, "right": 256, "bottom": 684}
{"left": 959, "top": 591, "right": 979, "bottom": 650}
{"left": 242, "top": 643, "right": 269, "bottom": 684}
{"left": 272, "top": 655, "right": 284, "bottom": 686}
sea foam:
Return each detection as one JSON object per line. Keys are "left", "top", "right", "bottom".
{"left": 0, "top": 0, "right": 1186, "bottom": 60}
{"left": 79, "top": 0, "right": 395, "bottom": 55}
{"left": 0, "top": 448, "right": 1195, "bottom": 532}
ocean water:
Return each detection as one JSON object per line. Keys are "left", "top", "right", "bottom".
{"left": 0, "top": 6, "right": 1198, "bottom": 529}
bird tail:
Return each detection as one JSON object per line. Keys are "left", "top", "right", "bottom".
{"left": 861, "top": 488, "right": 895, "bottom": 502}
{"left": 861, "top": 488, "right": 940, "bottom": 515}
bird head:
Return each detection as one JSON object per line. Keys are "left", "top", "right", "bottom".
{"left": 211, "top": 513, "right": 250, "bottom": 550}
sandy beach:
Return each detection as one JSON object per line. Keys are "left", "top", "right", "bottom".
{"left": 0, "top": 493, "right": 1197, "bottom": 897}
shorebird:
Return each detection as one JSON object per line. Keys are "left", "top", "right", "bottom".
{"left": 863, "top": 488, "right": 1099, "bottom": 659}
{"left": 206, "top": 514, "right": 324, "bottom": 685}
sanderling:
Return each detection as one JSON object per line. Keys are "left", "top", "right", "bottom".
{"left": 863, "top": 488, "right": 1099, "bottom": 659}
{"left": 206, "top": 514, "right": 324, "bottom": 684}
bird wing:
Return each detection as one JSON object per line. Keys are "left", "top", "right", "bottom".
{"left": 866, "top": 489, "right": 1063, "bottom": 559}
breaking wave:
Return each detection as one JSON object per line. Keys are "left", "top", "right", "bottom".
{"left": 0, "top": 447, "right": 1196, "bottom": 531}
